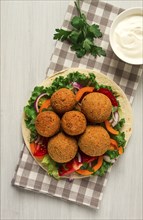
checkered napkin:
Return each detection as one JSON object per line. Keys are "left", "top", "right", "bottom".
{"left": 12, "top": 0, "right": 143, "bottom": 209}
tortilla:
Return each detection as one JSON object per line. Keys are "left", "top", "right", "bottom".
{"left": 22, "top": 68, "right": 133, "bottom": 179}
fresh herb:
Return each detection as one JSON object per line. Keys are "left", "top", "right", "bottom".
{"left": 93, "top": 161, "right": 112, "bottom": 176}
{"left": 54, "top": 0, "right": 106, "bottom": 58}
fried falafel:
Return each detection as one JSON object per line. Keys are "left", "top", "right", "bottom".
{"left": 35, "top": 111, "right": 60, "bottom": 137}
{"left": 81, "top": 92, "right": 112, "bottom": 123}
{"left": 51, "top": 88, "right": 76, "bottom": 114}
{"left": 48, "top": 132, "right": 78, "bottom": 163}
{"left": 61, "top": 110, "right": 87, "bottom": 136}
{"left": 78, "top": 125, "right": 110, "bottom": 156}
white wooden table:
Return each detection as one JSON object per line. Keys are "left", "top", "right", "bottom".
{"left": 1, "top": 1, "right": 142, "bottom": 219}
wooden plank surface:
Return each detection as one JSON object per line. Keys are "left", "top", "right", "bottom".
{"left": 1, "top": 1, "right": 142, "bottom": 219}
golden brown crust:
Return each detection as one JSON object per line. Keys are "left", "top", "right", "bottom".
{"left": 48, "top": 132, "right": 78, "bottom": 163}
{"left": 35, "top": 111, "right": 60, "bottom": 137}
{"left": 81, "top": 92, "right": 112, "bottom": 123}
{"left": 51, "top": 88, "right": 76, "bottom": 114}
{"left": 61, "top": 111, "right": 87, "bottom": 136}
{"left": 78, "top": 125, "right": 110, "bottom": 156}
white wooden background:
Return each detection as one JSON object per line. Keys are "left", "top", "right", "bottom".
{"left": 1, "top": 1, "right": 143, "bottom": 219}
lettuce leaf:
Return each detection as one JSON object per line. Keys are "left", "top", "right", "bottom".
{"left": 93, "top": 161, "right": 112, "bottom": 176}
{"left": 41, "top": 155, "right": 60, "bottom": 179}
{"left": 113, "top": 132, "right": 126, "bottom": 147}
{"left": 105, "top": 150, "right": 119, "bottom": 159}
{"left": 114, "top": 118, "right": 125, "bottom": 131}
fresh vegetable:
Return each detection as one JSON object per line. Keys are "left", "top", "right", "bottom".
{"left": 105, "top": 150, "right": 119, "bottom": 159}
{"left": 34, "top": 93, "right": 47, "bottom": 113}
{"left": 76, "top": 156, "right": 103, "bottom": 176}
{"left": 97, "top": 88, "right": 118, "bottom": 106}
{"left": 114, "top": 118, "right": 125, "bottom": 130}
{"left": 59, "top": 153, "right": 97, "bottom": 176}
{"left": 113, "top": 132, "right": 126, "bottom": 147}
{"left": 94, "top": 160, "right": 112, "bottom": 176}
{"left": 105, "top": 120, "right": 119, "bottom": 135}
{"left": 39, "top": 99, "right": 51, "bottom": 113}
{"left": 72, "top": 82, "right": 83, "bottom": 90}
{"left": 30, "top": 143, "right": 36, "bottom": 154}
{"left": 103, "top": 155, "right": 115, "bottom": 164}
{"left": 110, "top": 138, "right": 118, "bottom": 149}
{"left": 30, "top": 142, "right": 47, "bottom": 158}
{"left": 75, "top": 87, "right": 94, "bottom": 101}
{"left": 41, "top": 155, "right": 60, "bottom": 179}
{"left": 118, "top": 147, "right": 124, "bottom": 155}
{"left": 53, "top": 0, "right": 106, "bottom": 58}
{"left": 59, "top": 159, "right": 82, "bottom": 176}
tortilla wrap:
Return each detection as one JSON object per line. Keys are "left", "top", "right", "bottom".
{"left": 22, "top": 68, "right": 133, "bottom": 179}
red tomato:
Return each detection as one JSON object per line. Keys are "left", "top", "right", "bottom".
{"left": 58, "top": 153, "right": 97, "bottom": 176}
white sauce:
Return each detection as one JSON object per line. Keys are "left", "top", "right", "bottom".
{"left": 113, "top": 14, "right": 143, "bottom": 63}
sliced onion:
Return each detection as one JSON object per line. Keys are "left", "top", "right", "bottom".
{"left": 35, "top": 135, "right": 41, "bottom": 144}
{"left": 34, "top": 93, "right": 47, "bottom": 113}
{"left": 103, "top": 155, "right": 115, "bottom": 164}
{"left": 112, "top": 111, "right": 119, "bottom": 127}
{"left": 78, "top": 153, "right": 82, "bottom": 163}
{"left": 72, "top": 82, "right": 83, "bottom": 90}
{"left": 109, "top": 118, "right": 113, "bottom": 123}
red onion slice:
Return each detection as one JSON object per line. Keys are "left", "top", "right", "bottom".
{"left": 35, "top": 135, "right": 41, "bottom": 144}
{"left": 34, "top": 93, "right": 47, "bottom": 113}
{"left": 72, "top": 82, "right": 83, "bottom": 90}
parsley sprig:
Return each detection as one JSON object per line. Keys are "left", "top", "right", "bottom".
{"left": 54, "top": 0, "right": 106, "bottom": 58}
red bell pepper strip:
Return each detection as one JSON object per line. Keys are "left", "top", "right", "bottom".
{"left": 97, "top": 88, "right": 118, "bottom": 106}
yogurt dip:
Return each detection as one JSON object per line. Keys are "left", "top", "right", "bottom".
{"left": 110, "top": 8, "right": 143, "bottom": 65}
{"left": 113, "top": 15, "right": 142, "bottom": 61}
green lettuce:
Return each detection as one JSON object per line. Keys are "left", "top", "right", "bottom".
{"left": 41, "top": 155, "right": 60, "bottom": 179}
{"left": 114, "top": 118, "right": 125, "bottom": 131}
{"left": 93, "top": 161, "right": 112, "bottom": 176}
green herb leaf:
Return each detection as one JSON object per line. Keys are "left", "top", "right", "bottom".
{"left": 68, "top": 30, "right": 81, "bottom": 44}
{"left": 54, "top": 29, "right": 71, "bottom": 41}
{"left": 88, "top": 24, "right": 102, "bottom": 38}
{"left": 53, "top": 0, "right": 106, "bottom": 58}
{"left": 91, "top": 45, "right": 106, "bottom": 57}
{"left": 71, "top": 16, "right": 85, "bottom": 29}
{"left": 82, "top": 38, "right": 93, "bottom": 51}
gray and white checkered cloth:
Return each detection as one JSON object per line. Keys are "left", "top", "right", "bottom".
{"left": 12, "top": 0, "right": 143, "bottom": 209}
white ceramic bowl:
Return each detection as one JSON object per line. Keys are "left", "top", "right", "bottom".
{"left": 109, "top": 7, "right": 143, "bottom": 65}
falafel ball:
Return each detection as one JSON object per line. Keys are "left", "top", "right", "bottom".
{"left": 51, "top": 88, "right": 76, "bottom": 114}
{"left": 48, "top": 132, "right": 78, "bottom": 163}
{"left": 35, "top": 111, "right": 60, "bottom": 137}
{"left": 61, "top": 111, "right": 87, "bottom": 136}
{"left": 78, "top": 125, "right": 110, "bottom": 156}
{"left": 81, "top": 92, "right": 112, "bottom": 123}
